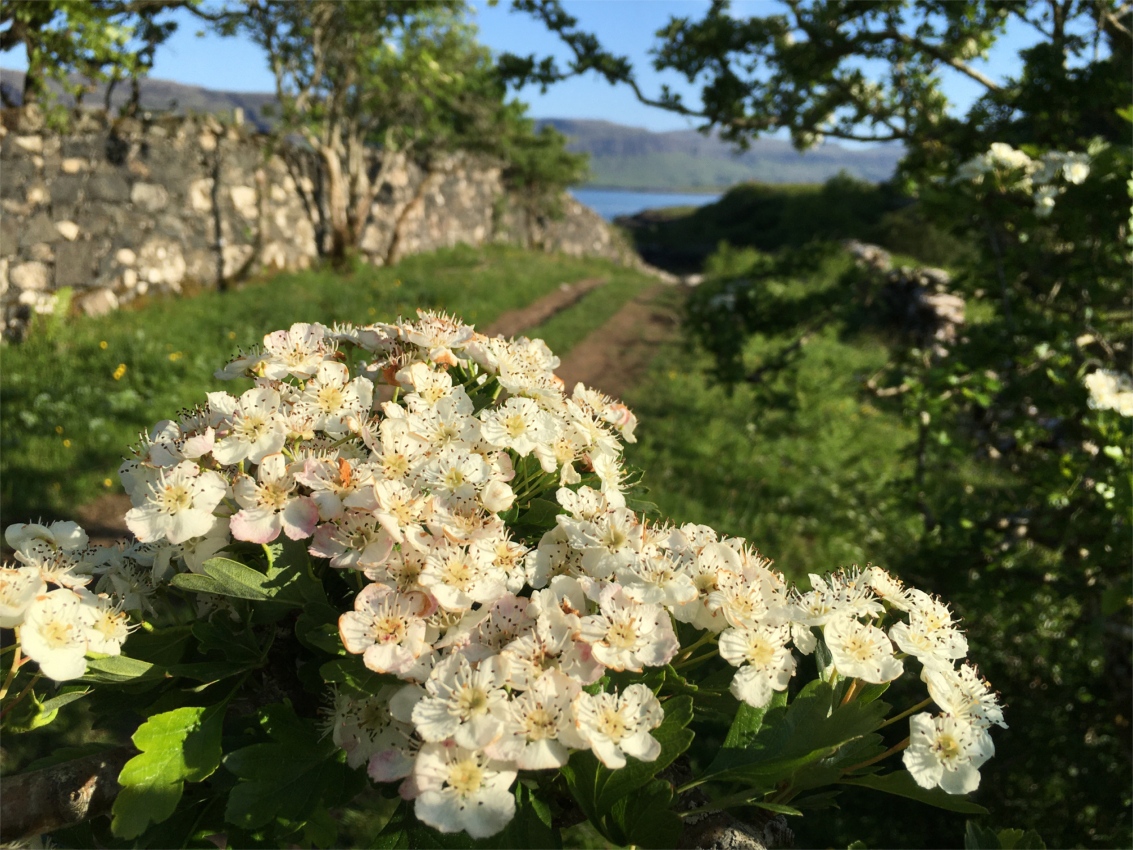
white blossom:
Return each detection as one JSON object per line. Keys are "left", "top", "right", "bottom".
{"left": 571, "top": 683, "right": 664, "bottom": 769}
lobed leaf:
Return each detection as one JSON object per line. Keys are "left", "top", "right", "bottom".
{"left": 223, "top": 703, "right": 364, "bottom": 834}
{"left": 111, "top": 704, "right": 225, "bottom": 838}
{"left": 607, "top": 778, "right": 683, "bottom": 849}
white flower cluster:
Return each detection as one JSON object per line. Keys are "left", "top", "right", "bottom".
{"left": 3, "top": 310, "right": 1006, "bottom": 838}
{"left": 1, "top": 522, "right": 130, "bottom": 680}
{"left": 954, "top": 142, "right": 1091, "bottom": 217}
{"left": 1084, "top": 369, "right": 1133, "bottom": 417}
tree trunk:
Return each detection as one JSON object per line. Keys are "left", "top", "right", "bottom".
{"left": 22, "top": 44, "right": 45, "bottom": 107}
{"left": 320, "top": 145, "right": 351, "bottom": 262}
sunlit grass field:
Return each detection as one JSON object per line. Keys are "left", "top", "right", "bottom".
{"left": 0, "top": 245, "right": 655, "bottom": 524}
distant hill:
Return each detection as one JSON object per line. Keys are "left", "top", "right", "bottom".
{"left": 539, "top": 118, "right": 903, "bottom": 189}
{"left": 0, "top": 68, "right": 277, "bottom": 132}
{"left": 1, "top": 69, "right": 902, "bottom": 189}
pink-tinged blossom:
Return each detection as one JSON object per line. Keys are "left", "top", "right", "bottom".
{"left": 309, "top": 511, "right": 393, "bottom": 571}
{"left": 295, "top": 456, "right": 376, "bottom": 521}
{"left": 125, "top": 461, "right": 227, "bottom": 545}
{"left": 230, "top": 453, "right": 319, "bottom": 544}
{"left": 401, "top": 310, "right": 475, "bottom": 367}
{"left": 372, "top": 480, "right": 432, "bottom": 544}
{"left": 420, "top": 542, "right": 508, "bottom": 613}
{"left": 327, "top": 688, "right": 416, "bottom": 770}
{"left": 339, "top": 583, "right": 432, "bottom": 676}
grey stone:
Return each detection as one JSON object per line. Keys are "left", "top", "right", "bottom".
{"left": 0, "top": 217, "right": 20, "bottom": 256}
{"left": 62, "top": 137, "right": 102, "bottom": 159}
{"left": 87, "top": 172, "right": 130, "bottom": 203}
{"left": 76, "top": 209, "right": 121, "bottom": 236}
{"left": 21, "top": 213, "right": 60, "bottom": 246}
{"left": 50, "top": 175, "right": 85, "bottom": 208}
{"left": 0, "top": 159, "right": 33, "bottom": 197}
{"left": 54, "top": 240, "right": 102, "bottom": 288}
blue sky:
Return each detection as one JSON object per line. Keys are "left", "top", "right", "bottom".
{"left": 1, "top": 1, "right": 1041, "bottom": 135}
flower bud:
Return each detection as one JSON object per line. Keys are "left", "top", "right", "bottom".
{"left": 480, "top": 480, "right": 515, "bottom": 513}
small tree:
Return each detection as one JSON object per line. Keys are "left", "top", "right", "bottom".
{"left": 225, "top": 0, "right": 527, "bottom": 262}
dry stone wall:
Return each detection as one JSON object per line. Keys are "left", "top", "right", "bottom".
{"left": 0, "top": 109, "right": 637, "bottom": 338}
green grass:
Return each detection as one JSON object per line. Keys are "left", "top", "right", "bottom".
{"left": 0, "top": 245, "right": 654, "bottom": 523}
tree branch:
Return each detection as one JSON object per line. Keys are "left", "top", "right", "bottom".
{"left": 0, "top": 746, "right": 135, "bottom": 843}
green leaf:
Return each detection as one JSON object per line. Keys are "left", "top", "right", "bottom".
{"left": 171, "top": 557, "right": 295, "bottom": 603}
{"left": 371, "top": 800, "right": 413, "bottom": 849}
{"left": 703, "top": 682, "right": 888, "bottom": 790}
{"left": 123, "top": 625, "right": 194, "bottom": 667}
{"left": 964, "top": 821, "right": 1046, "bottom": 849}
{"left": 608, "top": 778, "right": 682, "bottom": 849}
{"left": 111, "top": 704, "right": 225, "bottom": 838}
{"left": 297, "top": 612, "right": 347, "bottom": 655}
{"left": 854, "top": 682, "right": 891, "bottom": 705}
{"left": 224, "top": 702, "right": 364, "bottom": 831}
{"left": 81, "top": 654, "right": 163, "bottom": 684}
{"left": 475, "top": 784, "right": 562, "bottom": 849}
{"left": 561, "top": 695, "right": 694, "bottom": 826}
{"left": 192, "top": 619, "right": 263, "bottom": 665}
{"left": 3, "top": 686, "right": 89, "bottom": 732}
{"left": 751, "top": 801, "right": 803, "bottom": 816}
{"left": 320, "top": 656, "right": 399, "bottom": 698}
{"left": 166, "top": 660, "right": 258, "bottom": 683}
{"left": 841, "top": 772, "right": 988, "bottom": 814}
{"left": 722, "top": 689, "right": 788, "bottom": 749}
{"left": 625, "top": 497, "right": 663, "bottom": 518}
{"left": 965, "top": 822, "right": 1002, "bottom": 850}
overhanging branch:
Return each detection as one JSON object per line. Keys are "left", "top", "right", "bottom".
{"left": 0, "top": 745, "right": 135, "bottom": 843}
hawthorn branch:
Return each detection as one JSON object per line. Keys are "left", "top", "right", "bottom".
{"left": 0, "top": 745, "right": 135, "bottom": 843}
